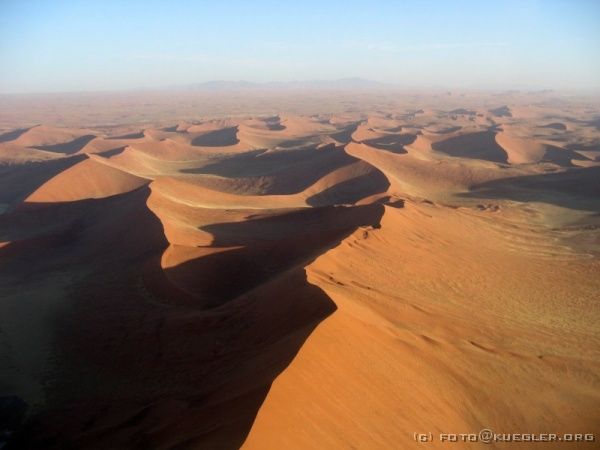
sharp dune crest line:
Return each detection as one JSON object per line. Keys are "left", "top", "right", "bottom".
{"left": 24, "top": 156, "right": 149, "bottom": 203}
{"left": 0, "top": 94, "right": 599, "bottom": 449}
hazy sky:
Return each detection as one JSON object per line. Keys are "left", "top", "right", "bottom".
{"left": 1, "top": 0, "right": 599, "bottom": 93}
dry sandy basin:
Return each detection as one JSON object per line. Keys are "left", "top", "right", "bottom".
{"left": 0, "top": 90, "right": 599, "bottom": 449}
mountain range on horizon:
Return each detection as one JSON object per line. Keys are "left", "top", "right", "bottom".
{"left": 181, "top": 78, "right": 387, "bottom": 91}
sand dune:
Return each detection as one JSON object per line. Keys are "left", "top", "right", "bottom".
{"left": 495, "top": 132, "right": 549, "bottom": 164}
{"left": 0, "top": 127, "right": 32, "bottom": 143}
{"left": 432, "top": 130, "right": 509, "bottom": 164}
{"left": 489, "top": 105, "right": 512, "bottom": 117}
{"left": 12, "top": 125, "right": 97, "bottom": 149}
{"left": 25, "top": 157, "right": 149, "bottom": 203}
{"left": 0, "top": 92, "right": 599, "bottom": 449}
{"left": 541, "top": 122, "right": 568, "bottom": 131}
{"left": 0, "top": 154, "right": 87, "bottom": 208}
{"left": 496, "top": 132, "right": 592, "bottom": 166}
{"left": 0, "top": 142, "right": 64, "bottom": 164}
{"left": 237, "top": 115, "right": 341, "bottom": 149}
{"left": 244, "top": 201, "right": 600, "bottom": 449}
{"left": 191, "top": 126, "right": 240, "bottom": 147}
{"left": 345, "top": 140, "right": 517, "bottom": 202}
{"left": 160, "top": 204, "right": 384, "bottom": 308}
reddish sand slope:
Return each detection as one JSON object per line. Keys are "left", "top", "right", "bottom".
{"left": 0, "top": 93, "right": 599, "bottom": 450}
{"left": 25, "top": 157, "right": 149, "bottom": 203}
{"left": 244, "top": 202, "right": 600, "bottom": 449}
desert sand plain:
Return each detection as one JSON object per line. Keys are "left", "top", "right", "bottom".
{"left": 0, "top": 89, "right": 599, "bottom": 449}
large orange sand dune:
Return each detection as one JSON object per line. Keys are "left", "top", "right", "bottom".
{"left": 0, "top": 91, "right": 598, "bottom": 449}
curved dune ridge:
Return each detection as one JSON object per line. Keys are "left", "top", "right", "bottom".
{"left": 25, "top": 157, "right": 149, "bottom": 203}
{"left": 432, "top": 130, "right": 509, "bottom": 164}
{"left": 0, "top": 102, "right": 599, "bottom": 449}
{"left": 495, "top": 132, "right": 592, "bottom": 166}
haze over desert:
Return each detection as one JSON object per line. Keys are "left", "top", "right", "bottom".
{"left": 1, "top": 1, "right": 600, "bottom": 449}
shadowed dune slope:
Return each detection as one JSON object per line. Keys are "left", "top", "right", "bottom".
{"left": 345, "top": 141, "right": 516, "bottom": 201}
{"left": 24, "top": 157, "right": 149, "bottom": 203}
{"left": 0, "top": 127, "right": 31, "bottom": 143}
{"left": 0, "top": 154, "right": 87, "bottom": 208}
{"left": 180, "top": 145, "right": 370, "bottom": 195}
{"left": 191, "top": 126, "right": 240, "bottom": 147}
{"left": 0, "top": 101, "right": 599, "bottom": 450}
{"left": 1, "top": 186, "right": 385, "bottom": 449}
{"left": 32, "top": 135, "right": 97, "bottom": 154}
{"left": 243, "top": 202, "right": 600, "bottom": 449}
{"left": 12, "top": 125, "right": 96, "bottom": 149}
{"left": 161, "top": 205, "right": 385, "bottom": 308}
{"left": 495, "top": 133, "right": 591, "bottom": 166}
{"left": 432, "top": 131, "right": 509, "bottom": 164}
{"left": 464, "top": 166, "right": 600, "bottom": 212}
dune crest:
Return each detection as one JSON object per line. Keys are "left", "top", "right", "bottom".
{"left": 24, "top": 157, "right": 149, "bottom": 203}
{"left": 0, "top": 92, "right": 599, "bottom": 449}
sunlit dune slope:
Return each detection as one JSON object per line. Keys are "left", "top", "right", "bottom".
{"left": 0, "top": 97, "right": 599, "bottom": 450}
{"left": 244, "top": 202, "right": 600, "bottom": 449}
{"left": 24, "top": 157, "right": 149, "bottom": 203}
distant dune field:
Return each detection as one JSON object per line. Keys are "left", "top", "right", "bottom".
{"left": 0, "top": 91, "right": 599, "bottom": 449}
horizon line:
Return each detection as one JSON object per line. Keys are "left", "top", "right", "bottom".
{"left": 1, "top": 78, "right": 599, "bottom": 96}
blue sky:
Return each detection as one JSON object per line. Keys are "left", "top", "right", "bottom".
{"left": 1, "top": 0, "right": 599, "bottom": 93}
